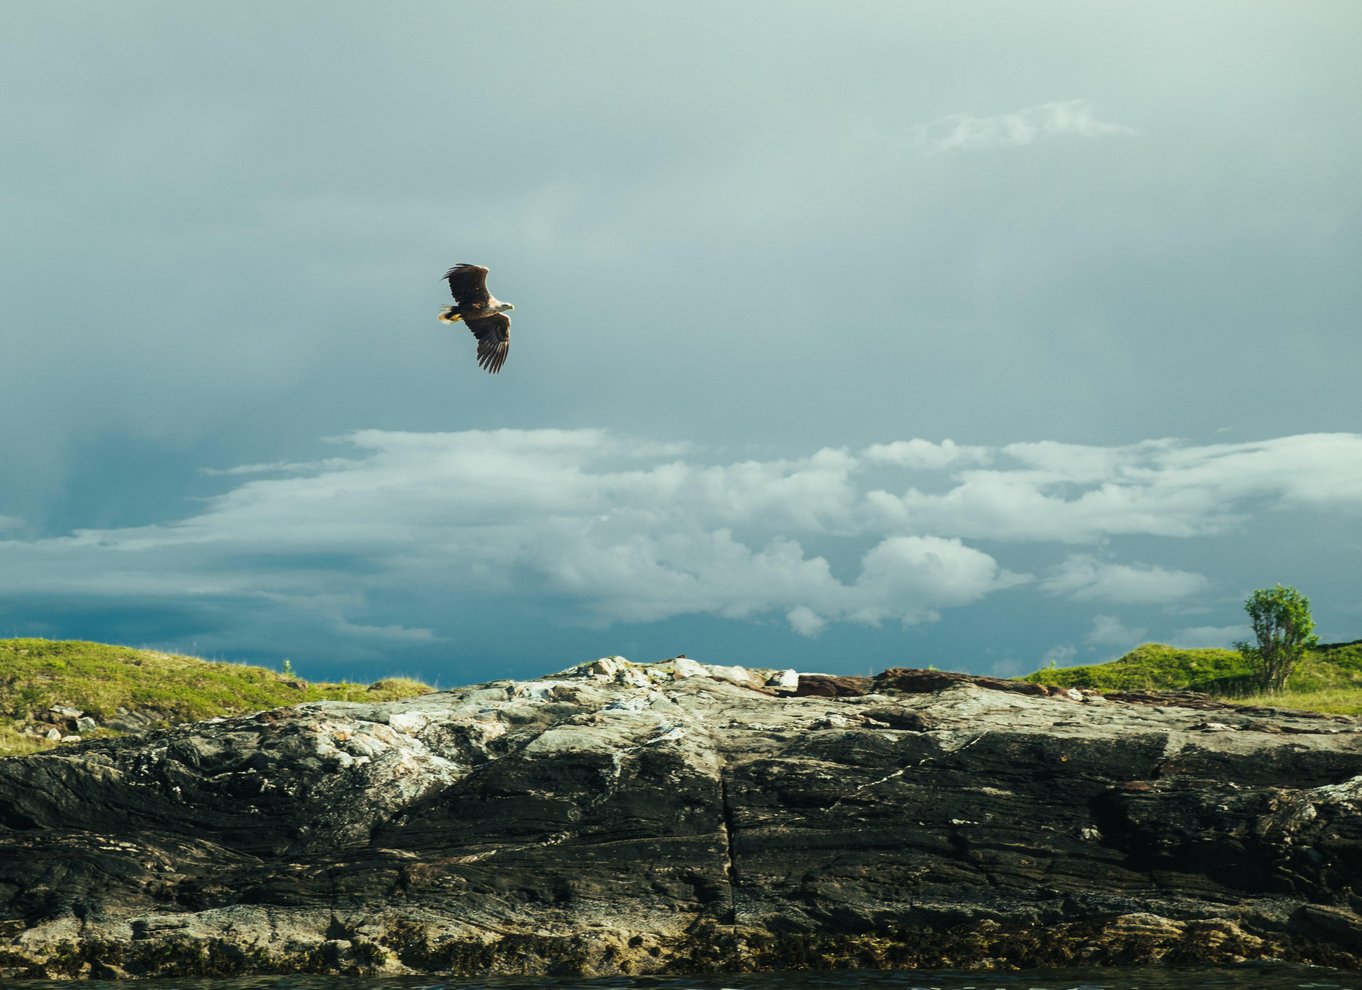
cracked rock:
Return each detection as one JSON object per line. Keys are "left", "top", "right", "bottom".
{"left": 1, "top": 659, "right": 1361, "bottom": 978}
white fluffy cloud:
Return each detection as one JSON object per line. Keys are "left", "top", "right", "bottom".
{"left": 867, "top": 434, "right": 1362, "bottom": 543}
{"left": 915, "top": 99, "right": 1136, "bottom": 154}
{"left": 0, "top": 431, "right": 1017, "bottom": 639}
{"left": 1041, "top": 555, "right": 1209, "bottom": 605}
{"left": 1, "top": 429, "right": 1357, "bottom": 645}
{"left": 862, "top": 439, "right": 990, "bottom": 471}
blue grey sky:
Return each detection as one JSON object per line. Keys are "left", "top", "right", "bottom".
{"left": 2, "top": 2, "right": 1360, "bottom": 685}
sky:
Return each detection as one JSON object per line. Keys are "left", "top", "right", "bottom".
{"left": 2, "top": 2, "right": 1360, "bottom": 687}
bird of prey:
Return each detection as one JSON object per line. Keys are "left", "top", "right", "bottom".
{"left": 438, "top": 263, "right": 514, "bottom": 374}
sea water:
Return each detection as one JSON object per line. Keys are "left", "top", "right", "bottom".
{"left": 4, "top": 968, "right": 1360, "bottom": 990}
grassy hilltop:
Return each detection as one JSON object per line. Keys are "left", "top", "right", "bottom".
{"left": 1022, "top": 640, "right": 1362, "bottom": 714}
{"left": 0, "top": 639, "right": 434, "bottom": 756}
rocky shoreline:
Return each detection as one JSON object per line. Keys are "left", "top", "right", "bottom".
{"left": 1, "top": 656, "right": 1361, "bottom": 979}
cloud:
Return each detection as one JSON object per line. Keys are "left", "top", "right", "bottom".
{"left": 867, "top": 434, "right": 1362, "bottom": 543}
{"left": 0, "top": 431, "right": 1019, "bottom": 644}
{"left": 1, "top": 429, "right": 1356, "bottom": 657}
{"left": 201, "top": 458, "right": 359, "bottom": 477}
{"left": 1041, "top": 555, "right": 1208, "bottom": 604}
{"left": 785, "top": 606, "right": 826, "bottom": 637}
{"left": 915, "top": 100, "right": 1136, "bottom": 154}
{"left": 1086, "top": 614, "right": 1147, "bottom": 647}
{"left": 862, "top": 439, "right": 990, "bottom": 471}
{"left": 842, "top": 535, "right": 1026, "bottom": 628}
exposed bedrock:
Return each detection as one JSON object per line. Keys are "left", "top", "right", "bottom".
{"left": 1, "top": 656, "right": 1361, "bottom": 978}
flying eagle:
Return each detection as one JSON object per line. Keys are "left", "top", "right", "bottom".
{"left": 437, "top": 263, "right": 514, "bottom": 374}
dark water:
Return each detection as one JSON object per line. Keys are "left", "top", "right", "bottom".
{"left": 5, "top": 969, "right": 1359, "bottom": 990}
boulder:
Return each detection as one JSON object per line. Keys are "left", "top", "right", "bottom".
{"left": 793, "top": 673, "right": 871, "bottom": 697}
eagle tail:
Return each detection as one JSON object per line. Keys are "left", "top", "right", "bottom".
{"left": 437, "top": 306, "right": 463, "bottom": 324}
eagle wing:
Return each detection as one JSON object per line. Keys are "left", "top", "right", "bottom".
{"left": 444, "top": 263, "right": 491, "bottom": 307}
{"left": 465, "top": 313, "right": 510, "bottom": 374}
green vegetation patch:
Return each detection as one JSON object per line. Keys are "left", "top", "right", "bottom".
{"left": 1023, "top": 640, "right": 1362, "bottom": 714}
{"left": 1022, "top": 643, "right": 1253, "bottom": 694}
{"left": 0, "top": 639, "right": 436, "bottom": 756}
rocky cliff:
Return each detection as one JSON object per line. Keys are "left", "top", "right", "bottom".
{"left": 1, "top": 656, "right": 1361, "bottom": 979}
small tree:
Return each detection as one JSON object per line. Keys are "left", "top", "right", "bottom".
{"left": 1235, "top": 584, "right": 1318, "bottom": 693}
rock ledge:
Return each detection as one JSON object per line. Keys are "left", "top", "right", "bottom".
{"left": 2, "top": 656, "right": 1361, "bottom": 978}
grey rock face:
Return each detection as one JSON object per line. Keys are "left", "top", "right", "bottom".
{"left": 1, "top": 658, "right": 1361, "bottom": 979}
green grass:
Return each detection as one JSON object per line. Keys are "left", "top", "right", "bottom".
{"left": 1023, "top": 640, "right": 1362, "bottom": 715}
{"left": 0, "top": 639, "right": 436, "bottom": 756}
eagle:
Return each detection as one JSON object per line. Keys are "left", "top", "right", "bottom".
{"left": 437, "top": 263, "right": 514, "bottom": 374}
